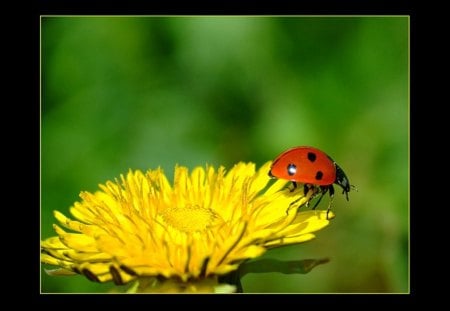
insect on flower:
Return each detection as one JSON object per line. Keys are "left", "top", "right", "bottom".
{"left": 269, "top": 146, "right": 355, "bottom": 217}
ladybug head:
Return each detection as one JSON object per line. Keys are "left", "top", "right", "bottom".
{"left": 334, "top": 163, "right": 351, "bottom": 200}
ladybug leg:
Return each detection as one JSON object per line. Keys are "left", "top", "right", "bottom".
{"left": 312, "top": 186, "right": 328, "bottom": 210}
{"left": 286, "top": 184, "right": 312, "bottom": 215}
{"left": 304, "top": 184, "right": 316, "bottom": 208}
{"left": 311, "top": 193, "right": 324, "bottom": 210}
{"left": 303, "top": 184, "right": 310, "bottom": 195}
{"left": 326, "top": 185, "right": 335, "bottom": 220}
{"left": 289, "top": 181, "right": 298, "bottom": 192}
{"left": 303, "top": 184, "right": 310, "bottom": 207}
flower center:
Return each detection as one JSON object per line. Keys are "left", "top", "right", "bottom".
{"left": 160, "top": 205, "right": 219, "bottom": 233}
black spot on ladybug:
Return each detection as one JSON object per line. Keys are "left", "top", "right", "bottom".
{"left": 315, "top": 171, "right": 323, "bottom": 180}
{"left": 287, "top": 163, "right": 297, "bottom": 176}
{"left": 307, "top": 152, "right": 317, "bottom": 162}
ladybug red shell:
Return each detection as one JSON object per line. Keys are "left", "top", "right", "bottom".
{"left": 268, "top": 146, "right": 352, "bottom": 212}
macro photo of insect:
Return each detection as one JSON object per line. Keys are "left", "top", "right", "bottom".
{"left": 41, "top": 16, "right": 409, "bottom": 294}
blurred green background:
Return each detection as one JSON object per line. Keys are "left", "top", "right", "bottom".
{"left": 41, "top": 16, "right": 408, "bottom": 293}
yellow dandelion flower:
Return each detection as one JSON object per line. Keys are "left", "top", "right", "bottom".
{"left": 41, "top": 162, "right": 333, "bottom": 293}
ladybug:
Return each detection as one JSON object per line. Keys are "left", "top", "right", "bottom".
{"left": 268, "top": 146, "right": 352, "bottom": 215}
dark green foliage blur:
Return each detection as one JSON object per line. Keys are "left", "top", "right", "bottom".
{"left": 41, "top": 16, "right": 408, "bottom": 293}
